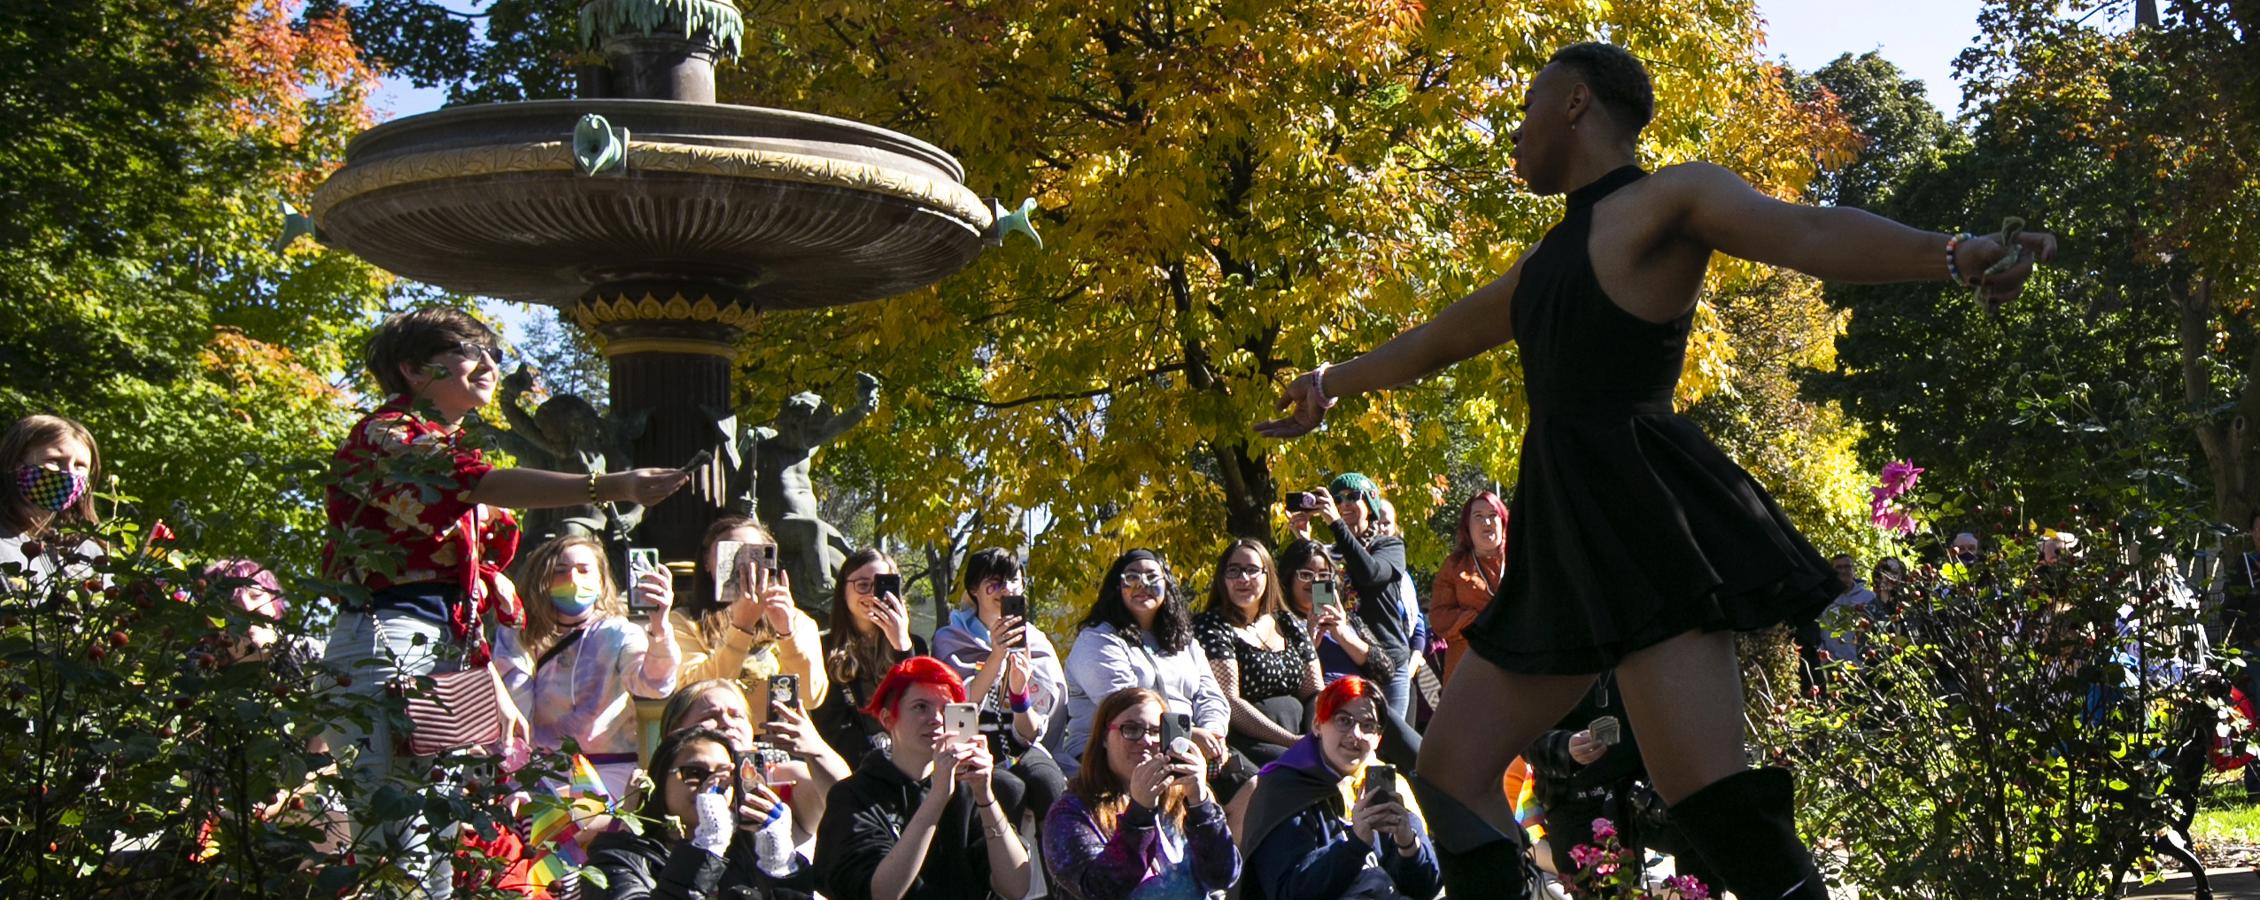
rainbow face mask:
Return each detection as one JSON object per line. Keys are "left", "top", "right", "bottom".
{"left": 547, "top": 579, "right": 600, "bottom": 618}
{"left": 15, "top": 465, "right": 86, "bottom": 512}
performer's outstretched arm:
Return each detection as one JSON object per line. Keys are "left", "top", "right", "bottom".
{"left": 1256, "top": 253, "right": 1530, "bottom": 438}
{"left": 1661, "top": 162, "right": 2056, "bottom": 297}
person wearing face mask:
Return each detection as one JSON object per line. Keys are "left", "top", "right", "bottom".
{"left": 811, "top": 548, "right": 929, "bottom": 762}
{"left": 1429, "top": 492, "right": 1508, "bottom": 683}
{"left": 931, "top": 548, "right": 1070, "bottom": 825}
{"left": 1288, "top": 474, "right": 1421, "bottom": 725}
{"left": 1041, "top": 686, "right": 1240, "bottom": 900}
{"left": 814, "top": 656, "right": 1033, "bottom": 900}
{"left": 586, "top": 725, "right": 821, "bottom": 900}
{"left": 1239, "top": 676, "right": 1440, "bottom": 900}
{"left": 1059, "top": 550, "right": 1231, "bottom": 781}
{"left": 0, "top": 414, "right": 104, "bottom": 591}
{"left": 498, "top": 534, "right": 682, "bottom": 798}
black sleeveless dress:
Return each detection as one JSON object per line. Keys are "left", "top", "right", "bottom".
{"left": 1462, "top": 165, "right": 1835, "bottom": 675}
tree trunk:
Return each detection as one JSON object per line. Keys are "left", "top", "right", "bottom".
{"left": 2175, "top": 272, "right": 2260, "bottom": 546}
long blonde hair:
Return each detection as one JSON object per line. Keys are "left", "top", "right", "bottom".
{"left": 512, "top": 534, "right": 626, "bottom": 660}
{"left": 1068, "top": 687, "right": 1190, "bottom": 835}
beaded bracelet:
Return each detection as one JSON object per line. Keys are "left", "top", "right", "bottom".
{"left": 586, "top": 471, "right": 601, "bottom": 504}
{"left": 1945, "top": 232, "right": 1973, "bottom": 286}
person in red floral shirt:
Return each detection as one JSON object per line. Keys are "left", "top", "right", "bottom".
{"left": 320, "top": 306, "right": 688, "bottom": 897}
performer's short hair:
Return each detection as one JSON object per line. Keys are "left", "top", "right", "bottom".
{"left": 1548, "top": 42, "right": 1656, "bottom": 134}
{"left": 364, "top": 306, "right": 500, "bottom": 399}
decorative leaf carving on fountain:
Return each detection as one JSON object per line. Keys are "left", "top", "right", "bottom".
{"left": 579, "top": 0, "right": 745, "bottom": 60}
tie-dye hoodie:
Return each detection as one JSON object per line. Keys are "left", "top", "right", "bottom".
{"left": 496, "top": 615, "right": 679, "bottom": 796}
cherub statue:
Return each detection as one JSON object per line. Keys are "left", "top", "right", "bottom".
{"left": 490, "top": 365, "right": 652, "bottom": 548}
{"left": 754, "top": 372, "right": 880, "bottom": 610}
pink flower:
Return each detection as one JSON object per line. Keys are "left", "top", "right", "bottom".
{"left": 1593, "top": 863, "right": 1618, "bottom": 879}
{"left": 1878, "top": 459, "right": 1924, "bottom": 498}
{"left": 1871, "top": 507, "right": 1916, "bottom": 535}
{"left": 1591, "top": 817, "right": 1617, "bottom": 841}
{"left": 1667, "top": 875, "right": 1712, "bottom": 899}
{"left": 1568, "top": 843, "right": 1604, "bottom": 870}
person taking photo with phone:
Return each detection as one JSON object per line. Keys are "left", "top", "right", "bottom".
{"left": 673, "top": 515, "right": 831, "bottom": 735}
{"left": 586, "top": 725, "right": 820, "bottom": 900}
{"left": 662, "top": 678, "right": 852, "bottom": 850}
{"left": 814, "top": 656, "right": 1032, "bottom": 900}
{"left": 1239, "top": 676, "right": 1440, "bottom": 900}
{"left": 1041, "top": 686, "right": 1240, "bottom": 900}
{"left": 932, "top": 548, "right": 1070, "bottom": 824}
{"left": 1059, "top": 550, "right": 1231, "bottom": 781}
{"left": 1286, "top": 475, "right": 1422, "bottom": 726}
{"left": 812, "top": 548, "right": 929, "bottom": 761}
{"left": 1522, "top": 672, "right": 1717, "bottom": 896}
{"left": 497, "top": 533, "right": 681, "bottom": 799}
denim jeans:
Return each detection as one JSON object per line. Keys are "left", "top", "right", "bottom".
{"left": 322, "top": 608, "right": 456, "bottom": 898}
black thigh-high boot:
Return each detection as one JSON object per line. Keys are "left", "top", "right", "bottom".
{"left": 1407, "top": 772, "right": 1535, "bottom": 900}
{"left": 1665, "top": 768, "right": 1827, "bottom": 899}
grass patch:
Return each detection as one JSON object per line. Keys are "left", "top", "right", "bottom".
{"left": 2196, "top": 774, "right": 2260, "bottom": 846}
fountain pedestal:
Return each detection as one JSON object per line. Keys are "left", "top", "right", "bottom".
{"left": 310, "top": 0, "right": 1009, "bottom": 563}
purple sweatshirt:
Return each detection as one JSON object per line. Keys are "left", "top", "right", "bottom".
{"left": 1040, "top": 792, "right": 1239, "bottom": 900}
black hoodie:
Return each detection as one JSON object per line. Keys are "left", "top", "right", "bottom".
{"left": 813, "top": 747, "right": 999, "bottom": 900}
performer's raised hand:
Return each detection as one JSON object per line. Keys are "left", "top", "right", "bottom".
{"left": 1953, "top": 228, "right": 2059, "bottom": 312}
{"left": 1255, "top": 369, "right": 1331, "bottom": 439}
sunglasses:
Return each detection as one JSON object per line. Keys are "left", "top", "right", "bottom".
{"left": 446, "top": 341, "right": 504, "bottom": 368}
{"left": 672, "top": 764, "right": 724, "bottom": 784}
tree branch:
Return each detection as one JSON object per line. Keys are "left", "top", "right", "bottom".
{"left": 926, "top": 363, "right": 1191, "bottom": 409}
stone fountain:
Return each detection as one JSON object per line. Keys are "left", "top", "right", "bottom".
{"left": 309, "top": 0, "right": 1033, "bottom": 566}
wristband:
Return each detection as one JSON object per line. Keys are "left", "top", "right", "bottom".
{"left": 1009, "top": 691, "right": 1030, "bottom": 714}
{"left": 1311, "top": 362, "right": 1340, "bottom": 411}
{"left": 1945, "top": 232, "right": 1972, "bottom": 286}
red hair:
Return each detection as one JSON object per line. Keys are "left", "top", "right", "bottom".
{"left": 1315, "top": 676, "right": 1379, "bottom": 724}
{"left": 863, "top": 655, "right": 967, "bottom": 720}
{"left": 1447, "top": 490, "right": 1509, "bottom": 567}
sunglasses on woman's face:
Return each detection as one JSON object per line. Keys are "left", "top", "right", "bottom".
{"left": 672, "top": 764, "right": 724, "bottom": 784}
{"left": 445, "top": 341, "right": 504, "bottom": 369}
{"left": 1120, "top": 571, "right": 1167, "bottom": 588}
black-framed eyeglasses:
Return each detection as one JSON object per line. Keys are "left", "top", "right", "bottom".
{"left": 1293, "top": 570, "right": 1335, "bottom": 584}
{"left": 672, "top": 764, "right": 723, "bottom": 784}
{"left": 1222, "top": 565, "right": 1264, "bottom": 580}
{"left": 1112, "top": 723, "right": 1162, "bottom": 743}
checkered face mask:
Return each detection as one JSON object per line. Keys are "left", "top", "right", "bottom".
{"left": 16, "top": 465, "right": 86, "bottom": 512}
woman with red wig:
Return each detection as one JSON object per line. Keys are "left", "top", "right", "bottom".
{"left": 813, "top": 656, "right": 1031, "bottom": 900}
{"left": 1429, "top": 492, "right": 1508, "bottom": 682}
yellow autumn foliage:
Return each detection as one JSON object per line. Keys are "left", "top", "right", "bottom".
{"left": 717, "top": 0, "right": 1857, "bottom": 608}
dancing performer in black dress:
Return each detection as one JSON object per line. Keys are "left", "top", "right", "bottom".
{"left": 1258, "top": 43, "right": 2055, "bottom": 899}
